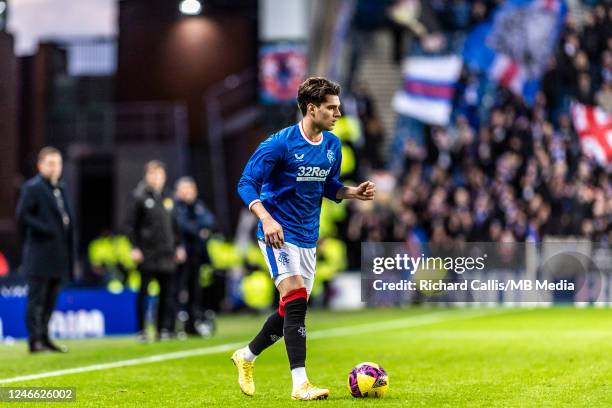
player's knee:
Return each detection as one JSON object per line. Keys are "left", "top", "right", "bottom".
{"left": 278, "top": 275, "right": 305, "bottom": 295}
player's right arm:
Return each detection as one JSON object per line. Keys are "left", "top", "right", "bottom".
{"left": 237, "top": 134, "right": 285, "bottom": 249}
{"left": 250, "top": 202, "right": 284, "bottom": 249}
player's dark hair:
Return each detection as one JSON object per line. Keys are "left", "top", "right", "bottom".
{"left": 296, "top": 77, "right": 341, "bottom": 116}
{"left": 37, "top": 146, "right": 61, "bottom": 163}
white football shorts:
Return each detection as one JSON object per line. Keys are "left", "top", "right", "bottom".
{"left": 257, "top": 240, "right": 316, "bottom": 294}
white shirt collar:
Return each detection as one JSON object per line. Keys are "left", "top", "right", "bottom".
{"left": 299, "top": 121, "right": 323, "bottom": 145}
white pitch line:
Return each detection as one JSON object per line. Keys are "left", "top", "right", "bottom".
{"left": 0, "top": 309, "right": 507, "bottom": 384}
{"left": 0, "top": 342, "right": 246, "bottom": 385}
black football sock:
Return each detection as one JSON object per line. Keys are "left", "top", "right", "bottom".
{"left": 248, "top": 311, "right": 284, "bottom": 355}
{"left": 283, "top": 295, "right": 307, "bottom": 370}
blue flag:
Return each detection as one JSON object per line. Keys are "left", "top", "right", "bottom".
{"left": 463, "top": 0, "right": 567, "bottom": 105}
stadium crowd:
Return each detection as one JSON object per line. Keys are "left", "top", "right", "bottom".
{"left": 339, "top": 0, "right": 611, "bottom": 268}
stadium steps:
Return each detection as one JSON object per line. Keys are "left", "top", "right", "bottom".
{"left": 355, "top": 30, "right": 403, "bottom": 160}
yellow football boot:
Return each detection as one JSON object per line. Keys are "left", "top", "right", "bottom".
{"left": 291, "top": 381, "right": 330, "bottom": 400}
{"left": 231, "top": 349, "right": 255, "bottom": 396}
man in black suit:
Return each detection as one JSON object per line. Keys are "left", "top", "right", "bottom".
{"left": 16, "top": 147, "right": 74, "bottom": 353}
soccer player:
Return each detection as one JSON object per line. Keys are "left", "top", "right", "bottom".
{"left": 232, "top": 77, "right": 376, "bottom": 400}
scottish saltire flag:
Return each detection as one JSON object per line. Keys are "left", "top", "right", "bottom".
{"left": 463, "top": 0, "right": 567, "bottom": 105}
{"left": 392, "top": 55, "right": 462, "bottom": 126}
{"left": 571, "top": 103, "right": 612, "bottom": 168}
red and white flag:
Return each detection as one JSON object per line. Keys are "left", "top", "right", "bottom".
{"left": 489, "top": 54, "right": 527, "bottom": 96}
{"left": 570, "top": 102, "right": 612, "bottom": 167}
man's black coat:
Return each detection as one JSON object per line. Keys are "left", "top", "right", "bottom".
{"left": 125, "top": 182, "right": 181, "bottom": 273}
{"left": 16, "top": 175, "right": 75, "bottom": 280}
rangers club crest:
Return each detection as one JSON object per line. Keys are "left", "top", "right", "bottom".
{"left": 327, "top": 149, "right": 335, "bottom": 164}
{"left": 278, "top": 251, "right": 290, "bottom": 266}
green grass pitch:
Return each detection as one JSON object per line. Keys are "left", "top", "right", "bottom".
{"left": 0, "top": 307, "right": 610, "bottom": 407}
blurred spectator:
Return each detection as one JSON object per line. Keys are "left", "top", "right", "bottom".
{"left": 596, "top": 81, "right": 612, "bottom": 112}
{"left": 351, "top": 82, "right": 386, "bottom": 169}
{"left": 17, "top": 147, "right": 73, "bottom": 353}
{"left": 125, "top": 161, "right": 185, "bottom": 342}
{"left": 174, "top": 177, "right": 216, "bottom": 336}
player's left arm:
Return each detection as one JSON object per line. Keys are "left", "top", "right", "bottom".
{"left": 323, "top": 140, "right": 375, "bottom": 202}
{"left": 336, "top": 181, "right": 375, "bottom": 201}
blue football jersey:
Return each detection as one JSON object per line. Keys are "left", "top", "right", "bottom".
{"left": 237, "top": 122, "right": 344, "bottom": 248}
